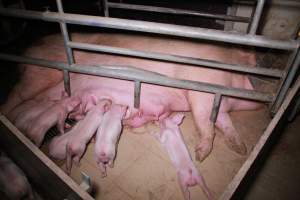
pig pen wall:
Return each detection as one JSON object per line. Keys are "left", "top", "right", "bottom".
{"left": 0, "top": 1, "right": 299, "bottom": 199}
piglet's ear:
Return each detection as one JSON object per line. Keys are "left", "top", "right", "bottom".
{"left": 171, "top": 113, "right": 185, "bottom": 125}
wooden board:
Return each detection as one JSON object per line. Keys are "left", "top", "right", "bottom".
{"left": 0, "top": 115, "right": 94, "bottom": 200}
{"left": 220, "top": 76, "right": 300, "bottom": 200}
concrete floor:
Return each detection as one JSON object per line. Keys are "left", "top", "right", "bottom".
{"left": 243, "top": 114, "right": 300, "bottom": 200}
{"left": 47, "top": 108, "right": 270, "bottom": 200}
{"left": 46, "top": 108, "right": 300, "bottom": 200}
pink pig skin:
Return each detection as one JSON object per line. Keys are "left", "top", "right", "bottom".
{"left": 48, "top": 99, "right": 111, "bottom": 169}
{"left": 26, "top": 94, "right": 80, "bottom": 146}
{"left": 65, "top": 99, "right": 111, "bottom": 174}
{"left": 0, "top": 154, "right": 34, "bottom": 200}
{"left": 1, "top": 33, "right": 262, "bottom": 162}
{"left": 152, "top": 113, "right": 213, "bottom": 200}
{"left": 94, "top": 104, "right": 128, "bottom": 177}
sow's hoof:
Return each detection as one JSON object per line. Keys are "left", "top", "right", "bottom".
{"left": 224, "top": 135, "right": 247, "bottom": 155}
{"left": 195, "top": 140, "right": 213, "bottom": 162}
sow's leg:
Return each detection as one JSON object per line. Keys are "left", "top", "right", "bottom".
{"left": 216, "top": 112, "right": 247, "bottom": 155}
{"left": 188, "top": 91, "right": 216, "bottom": 162}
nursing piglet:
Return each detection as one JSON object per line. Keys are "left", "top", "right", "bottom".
{"left": 151, "top": 113, "right": 213, "bottom": 200}
{"left": 65, "top": 99, "right": 111, "bottom": 173}
{"left": 94, "top": 104, "right": 127, "bottom": 177}
{"left": 48, "top": 99, "right": 111, "bottom": 172}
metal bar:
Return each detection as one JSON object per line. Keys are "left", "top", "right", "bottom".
{"left": 271, "top": 48, "right": 300, "bottom": 113}
{"left": 0, "top": 8, "right": 298, "bottom": 50}
{"left": 288, "top": 91, "right": 300, "bottom": 121}
{"left": 0, "top": 53, "right": 274, "bottom": 102}
{"left": 249, "top": 0, "right": 266, "bottom": 35}
{"left": 232, "top": 0, "right": 256, "bottom": 6}
{"left": 68, "top": 41, "right": 283, "bottom": 78}
{"left": 134, "top": 81, "right": 141, "bottom": 108}
{"left": 56, "top": 0, "right": 72, "bottom": 96}
{"left": 210, "top": 93, "right": 222, "bottom": 123}
{"left": 246, "top": 2, "right": 256, "bottom": 34}
{"left": 108, "top": 2, "right": 250, "bottom": 23}
{"left": 220, "top": 75, "right": 300, "bottom": 200}
{"left": 234, "top": 0, "right": 300, "bottom": 7}
{"left": 103, "top": 0, "right": 109, "bottom": 17}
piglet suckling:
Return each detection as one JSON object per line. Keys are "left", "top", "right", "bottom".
{"left": 65, "top": 99, "right": 112, "bottom": 173}
{"left": 151, "top": 113, "right": 213, "bottom": 200}
{"left": 94, "top": 103, "right": 128, "bottom": 177}
{"left": 48, "top": 99, "right": 111, "bottom": 172}
{"left": 23, "top": 92, "right": 81, "bottom": 146}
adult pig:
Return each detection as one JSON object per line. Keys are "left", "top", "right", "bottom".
{"left": 0, "top": 32, "right": 261, "bottom": 161}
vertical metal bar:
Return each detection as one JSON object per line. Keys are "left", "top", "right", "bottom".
{"left": 272, "top": 48, "right": 300, "bottom": 113}
{"left": 210, "top": 93, "right": 222, "bottom": 123}
{"left": 56, "top": 0, "right": 73, "bottom": 96}
{"left": 246, "top": 2, "right": 255, "bottom": 34}
{"left": 249, "top": 0, "right": 265, "bottom": 35}
{"left": 134, "top": 81, "right": 141, "bottom": 108}
{"left": 103, "top": 0, "right": 109, "bottom": 17}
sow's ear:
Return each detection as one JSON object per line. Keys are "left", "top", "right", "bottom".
{"left": 171, "top": 113, "right": 185, "bottom": 125}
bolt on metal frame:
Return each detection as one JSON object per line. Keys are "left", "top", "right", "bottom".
{"left": 0, "top": 0, "right": 299, "bottom": 123}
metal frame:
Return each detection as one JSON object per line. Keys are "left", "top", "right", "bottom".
{"left": 103, "top": 0, "right": 263, "bottom": 34}
{"left": 0, "top": 0, "right": 299, "bottom": 120}
{"left": 0, "top": 1, "right": 300, "bottom": 199}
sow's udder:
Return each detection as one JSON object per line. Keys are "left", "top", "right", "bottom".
{"left": 1, "top": 32, "right": 260, "bottom": 167}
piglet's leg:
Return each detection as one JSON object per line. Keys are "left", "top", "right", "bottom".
{"left": 195, "top": 172, "right": 213, "bottom": 200}
{"left": 178, "top": 174, "right": 191, "bottom": 200}
{"left": 216, "top": 112, "right": 247, "bottom": 155}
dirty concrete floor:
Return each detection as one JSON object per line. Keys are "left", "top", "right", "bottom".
{"left": 243, "top": 114, "right": 300, "bottom": 200}
{"left": 48, "top": 108, "right": 270, "bottom": 200}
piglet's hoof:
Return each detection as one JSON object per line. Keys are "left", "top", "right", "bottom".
{"left": 224, "top": 135, "right": 247, "bottom": 155}
{"left": 195, "top": 141, "right": 213, "bottom": 162}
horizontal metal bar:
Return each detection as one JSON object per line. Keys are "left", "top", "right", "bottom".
{"left": 234, "top": 0, "right": 300, "bottom": 7}
{"left": 69, "top": 41, "right": 283, "bottom": 78}
{"left": 0, "top": 53, "right": 274, "bottom": 102}
{"left": 0, "top": 8, "right": 298, "bottom": 50}
{"left": 108, "top": 2, "right": 250, "bottom": 23}
{"left": 232, "top": 0, "right": 256, "bottom": 6}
